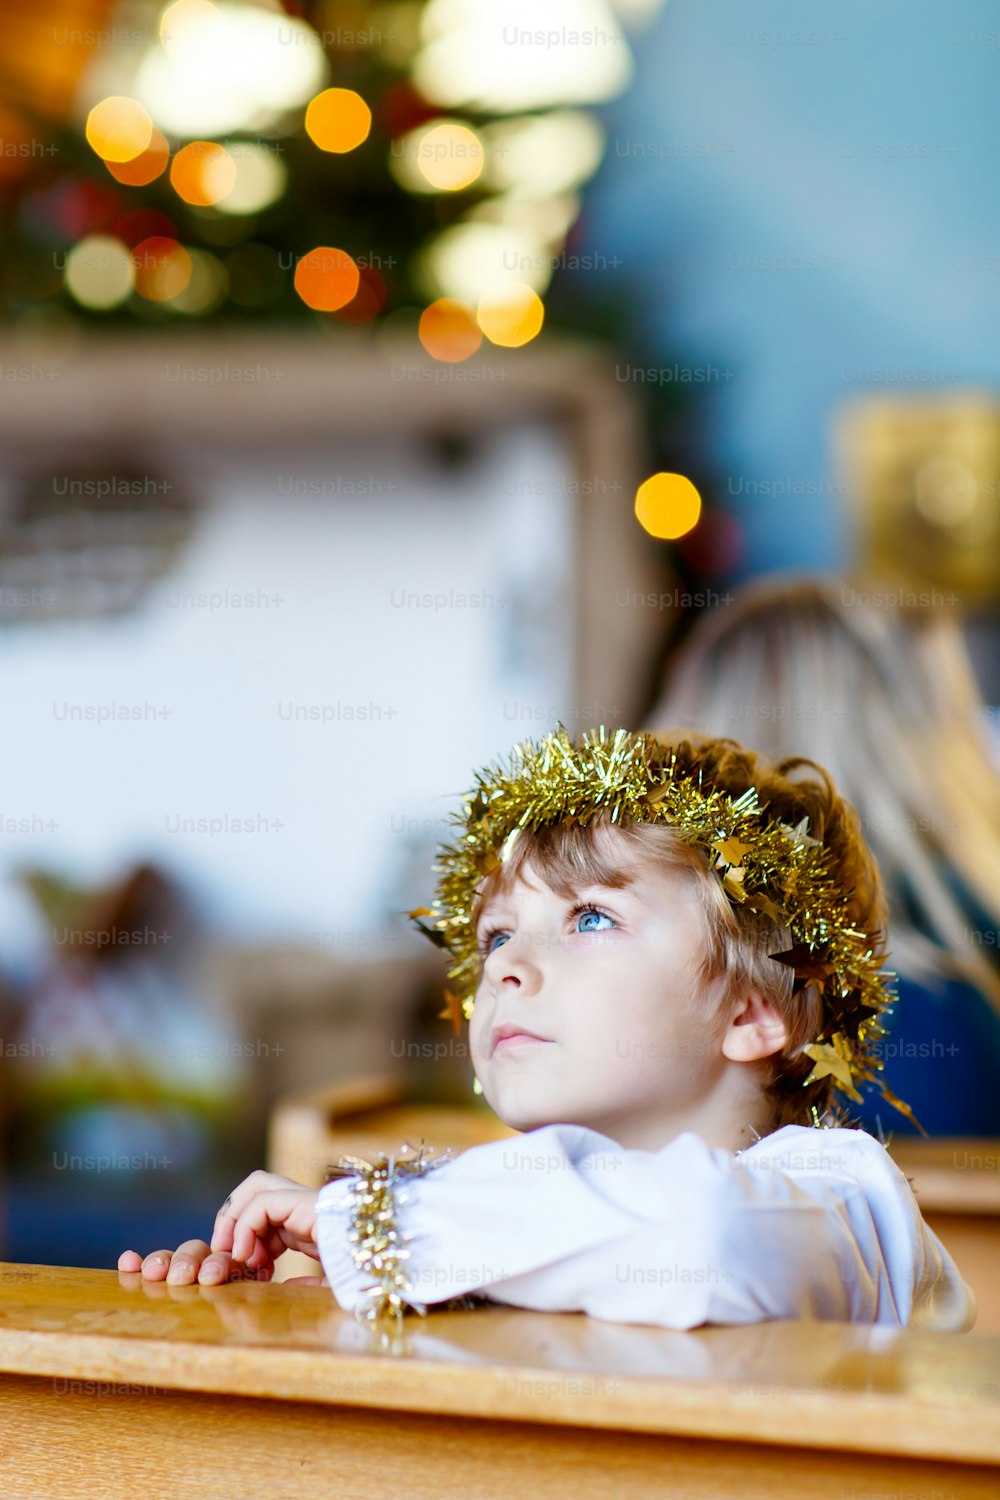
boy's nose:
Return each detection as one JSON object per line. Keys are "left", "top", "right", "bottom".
{"left": 488, "top": 935, "right": 544, "bottom": 993}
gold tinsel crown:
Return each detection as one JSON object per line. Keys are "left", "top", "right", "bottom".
{"left": 408, "top": 725, "right": 921, "bottom": 1132}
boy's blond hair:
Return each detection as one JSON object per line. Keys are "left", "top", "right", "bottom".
{"left": 471, "top": 735, "right": 889, "bottom": 1130}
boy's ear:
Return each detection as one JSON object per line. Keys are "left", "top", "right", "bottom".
{"left": 720, "top": 987, "right": 789, "bottom": 1063}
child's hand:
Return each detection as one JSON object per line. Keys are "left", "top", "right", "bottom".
{"left": 117, "top": 1239, "right": 249, "bottom": 1286}
{"left": 210, "top": 1168, "right": 320, "bottom": 1266}
{"left": 117, "top": 1170, "right": 321, "bottom": 1286}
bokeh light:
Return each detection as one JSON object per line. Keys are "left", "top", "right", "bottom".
{"left": 293, "top": 246, "right": 360, "bottom": 311}
{"left": 414, "top": 0, "right": 632, "bottom": 112}
{"left": 913, "top": 457, "right": 979, "bottom": 528}
{"left": 169, "top": 248, "right": 229, "bottom": 314}
{"left": 85, "top": 97, "right": 154, "bottom": 163}
{"left": 132, "top": 236, "right": 193, "bottom": 301}
{"left": 391, "top": 120, "right": 484, "bottom": 193}
{"left": 170, "top": 142, "right": 237, "bottom": 206}
{"left": 415, "top": 122, "right": 484, "bottom": 191}
{"left": 64, "top": 235, "right": 135, "bottom": 309}
{"left": 104, "top": 129, "right": 170, "bottom": 187}
{"left": 160, "top": 0, "right": 221, "bottom": 57}
{"left": 419, "top": 222, "right": 543, "bottom": 302}
{"left": 419, "top": 298, "right": 482, "bottom": 361}
{"left": 634, "top": 473, "right": 703, "bottom": 540}
{"left": 216, "top": 143, "right": 287, "bottom": 215}
{"left": 305, "top": 88, "right": 372, "bottom": 154}
{"left": 481, "top": 111, "right": 605, "bottom": 195}
{"left": 137, "top": 2, "right": 326, "bottom": 138}
{"left": 469, "top": 191, "right": 579, "bottom": 255}
{"left": 476, "top": 283, "right": 544, "bottom": 347}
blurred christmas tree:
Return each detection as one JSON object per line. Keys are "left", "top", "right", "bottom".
{"left": 0, "top": 0, "right": 742, "bottom": 626}
{"left": 0, "top": 0, "right": 665, "bottom": 355}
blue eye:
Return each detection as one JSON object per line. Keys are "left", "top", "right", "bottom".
{"left": 575, "top": 905, "right": 615, "bottom": 934}
{"left": 479, "top": 928, "right": 509, "bottom": 956}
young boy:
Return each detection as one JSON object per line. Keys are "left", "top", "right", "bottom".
{"left": 119, "top": 727, "right": 976, "bottom": 1333}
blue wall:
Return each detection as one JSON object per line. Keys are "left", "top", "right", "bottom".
{"left": 580, "top": 0, "right": 1000, "bottom": 575}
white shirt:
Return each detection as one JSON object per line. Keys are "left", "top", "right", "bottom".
{"left": 314, "top": 1122, "right": 977, "bottom": 1333}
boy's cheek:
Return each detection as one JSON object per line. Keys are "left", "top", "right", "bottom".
{"left": 468, "top": 1014, "right": 487, "bottom": 1059}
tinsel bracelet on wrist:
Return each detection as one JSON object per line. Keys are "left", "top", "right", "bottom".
{"left": 324, "top": 1143, "right": 455, "bottom": 1325}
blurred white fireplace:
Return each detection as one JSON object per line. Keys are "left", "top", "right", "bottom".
{"left": 0, "top": 332, "right": 661, "bottom": 962}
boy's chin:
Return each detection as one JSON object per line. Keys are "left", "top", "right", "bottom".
{"left": 477, "top": 1071, "right": 586, "bottom": 1134}
{"left": 488, "top": 1095, "right": 576, "bottom": 1134}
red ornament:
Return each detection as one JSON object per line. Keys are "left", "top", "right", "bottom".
{"left": 53, "top": 177, "right": 122, "bottom": 239}
{"left": 379, "top": 82, "right": 440, "bottom": 139}
{"left": 113, "top": 207, "right": 178, "bottom": 249}
{"left": 335, "top": 266, "right": 387, "bottom": 323}
{"left": 678, "top": 507, "right": 743, "bottom": 573}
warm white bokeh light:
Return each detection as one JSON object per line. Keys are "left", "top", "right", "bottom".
{"left": 481, "top": 111, "right": 605, "bottom": 195}
{"left": 85, "top": 97, "right": 154, "bottom": 163}
{"left": 390, "top": 120, "right": 485, "bottom": 194}
{"left": 64, "top": 235, "right": 135, "bottom": 309}
{"left": 215, "top": 142, "right": 287, "bottom": 214}
{"left": 468, "top": 191, "right": 580, "bottom": 249}
{"left": 418, "top": 221, "right": 548, "bottom": 302}
{"left": 417, "top": 122, "right": 484, "bottom": 190}
{"left": 137, "top": 2, "right": 326, "bottom": 137}
{"left": 169, "top": 247, "right": 230, "bottom": 314}
{"left": 415, "top": 0, "right": 631, "bottom": 111}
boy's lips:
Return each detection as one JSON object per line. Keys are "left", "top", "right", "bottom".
{"left": 489, "top": 1022, "right": 553, "bottom": 1057}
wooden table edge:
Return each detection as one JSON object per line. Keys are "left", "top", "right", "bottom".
{"left": 0, "top": 1327, "right": 997, "bottom": 1468}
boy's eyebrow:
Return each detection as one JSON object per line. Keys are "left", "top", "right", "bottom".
{"left": 587, "top": 869, "right": 640, "bottom": 890}
{"left": 475, "top": 874, "right": 642, "bottom": 929}
{"left": 474, "top": 896, "right": 511, "bottom": 930}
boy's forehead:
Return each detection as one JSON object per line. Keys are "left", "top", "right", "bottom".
{"left": 474, "top": 824, "right": 677, "bottom": 911}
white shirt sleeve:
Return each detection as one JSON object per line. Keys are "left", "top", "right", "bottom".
{"left": 314, "top": 1122, "right": 976, "bottom": 1333}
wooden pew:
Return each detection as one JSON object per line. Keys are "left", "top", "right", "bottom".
{"left": 878, "top": 1136, "right": 1000, "bottom": 1336}
{"left": 0, "top": 1262, "right": 999, "bottom": 1499}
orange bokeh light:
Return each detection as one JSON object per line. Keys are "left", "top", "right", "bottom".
{"left": 634, "top": 473, "right": 703, "bottom": 540}
{"left": 419, "top": 298, "right": 482, "bottom": 362}
{"left": 105, "top": 129, "right": 170, "bottom": 187}
{"left": 293, "top": 246, "right": 360, "bottom": 311}
{"left": 170, "top": 142, "right": 236, "bottom": 206}
{"left": 131, "top": 236, "right": 192, "bottom": 301}
{"left": 305, "top": 89, "right": 372, "bottom": 154}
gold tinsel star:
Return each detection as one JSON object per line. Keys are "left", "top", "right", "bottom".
{"left": 802, "top": 1035, "right": 862, "bottom": 1100}
{"left": 743, "top": 889, "right": 784, "bottom": 923}
{"left": 713, "top": 834, "right": 754, "bottom": 866}
{"left": 437, "top": 987, "right": 465, "bottom": 1034}
{"left": 770, "top": 941, "right": 836, "bottom": 993}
